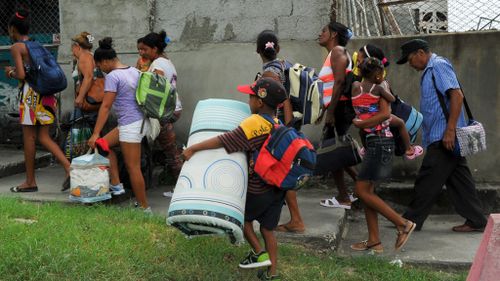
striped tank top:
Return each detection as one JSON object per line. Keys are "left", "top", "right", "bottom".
{"left": 318, "top": 49, "right": 353, "bottom": 107}
{"left": 351, "top": 84, "right": 392, "bottom": 137}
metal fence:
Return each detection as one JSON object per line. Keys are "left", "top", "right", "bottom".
{"left": 333, "top": 0, "right": 500, "bottom": 37}
{"left": 0, "top": 0, "right": 60, "bottom": 46}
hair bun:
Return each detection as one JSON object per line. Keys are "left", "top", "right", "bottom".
{"left": 99, "top": 37, "right": 113, "bottom": 50}
{"left": 159, "top": 30, "right": 167, "bottom": 41}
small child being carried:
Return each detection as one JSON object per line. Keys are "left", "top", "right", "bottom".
{"left": 352, "top": 57, "right": 423, "bottom": 160}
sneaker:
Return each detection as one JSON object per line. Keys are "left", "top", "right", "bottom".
{"left": 109, "top": 183, "right": 125, "bottom": 196}
{"left": 257, "top": 270, "right": 281, "bottom": 280}
{"left": 142, "top": 206, "right": 153, "bottom": 214}
{"left": 238, "top": 250, "right": 271, "bottom": 269}
{"left": 348, "top": 193, "right": 358, "bottom": 203}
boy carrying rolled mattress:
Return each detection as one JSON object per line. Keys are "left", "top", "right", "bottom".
{"left": 182, "top": 77, "right": 287, "bottom": 281}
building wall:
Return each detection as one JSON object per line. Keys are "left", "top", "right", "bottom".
{"left": 0, "top": 1, "right": 498, "bottom": 181}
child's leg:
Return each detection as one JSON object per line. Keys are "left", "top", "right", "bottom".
{"left": 243, "top": 221, "right": 263, "bottom": 253}
{"left": 120, "top": 142, "right": 148, "bottom": 208}
{"left": 261, "top": 226, "right": 278, "bottom": 276}
{"left": 390, "top": 115, "right": 413, "bottom": 154}
{"left": 354, "top": 180, "right": 406, "bottom": 229}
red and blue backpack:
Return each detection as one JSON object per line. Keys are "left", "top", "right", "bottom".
{"left": 252, "top": 114, "right": 316, "bottom": 190}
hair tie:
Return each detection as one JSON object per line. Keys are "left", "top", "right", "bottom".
{"left": 15, "top": 12, "right": 25, "bottom": 19}
{"left": 346, "top": 29, "right": 353, "bottom": 40}
{"left": 265, "top": 41, "right": 275, "bottom": 50}
{"left": 363, "top": 45, "right": 371, "bottom": 58}
{"left": 165, "top": 36, "right": 171, "bottom": 44}
{"left": 382, "top": 57, "right": 388, "bottom": 65}
{"left": 86, "top": 34, "right": 94, "bottom": 44}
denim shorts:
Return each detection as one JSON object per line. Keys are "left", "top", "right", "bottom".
{"left": 358, "top": 136, "right": 394, "bottom": 181}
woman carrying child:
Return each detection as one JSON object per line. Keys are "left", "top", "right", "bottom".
{"left": 350, "top": 57, "right": 416, "bottom": 253}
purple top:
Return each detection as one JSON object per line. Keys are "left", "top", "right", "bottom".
{"left": 104, "top": 67, "right": 143, "bottom": 126}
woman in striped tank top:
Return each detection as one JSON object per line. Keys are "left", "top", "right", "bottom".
{"left": 317, "top": 21, "right": 360, "bottom": 210}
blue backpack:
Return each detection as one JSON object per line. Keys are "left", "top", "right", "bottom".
{"left": 252, "top": 114, "right": 317, "bottom": 190}
{"left": 266, "top": 60, "right": 324, "bottom": 125}
{"left": 24, "top": 41, "right": 67, "bottom": 96}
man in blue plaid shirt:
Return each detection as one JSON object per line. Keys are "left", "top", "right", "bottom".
{"left": 397, "top": 39, "right": 486, "bottom": 232}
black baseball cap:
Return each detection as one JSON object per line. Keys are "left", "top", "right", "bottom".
{"left": 237, "top": 77, "right": 287, "bottom": 108}
{"left": 396, "top": 39, "right": 429, "bottom": 64}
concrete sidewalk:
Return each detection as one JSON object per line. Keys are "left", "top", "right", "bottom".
{"left": 0, "top": 163, "right": 484, "bottom": 269}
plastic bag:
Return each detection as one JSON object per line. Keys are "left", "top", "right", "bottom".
{"left": 69, "top": 149, "right": 111, "bottom": 203}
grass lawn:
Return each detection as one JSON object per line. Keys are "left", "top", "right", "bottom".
{"left": 0, "top": 197, "right": 466, "bottom": 281}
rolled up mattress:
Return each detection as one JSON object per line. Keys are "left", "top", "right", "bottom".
{"left": 167, "top": 99, "right": 251, "bottom": 244}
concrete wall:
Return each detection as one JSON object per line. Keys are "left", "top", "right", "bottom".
{"left": 1, "top": 1, "right": 499, "bottom": 181}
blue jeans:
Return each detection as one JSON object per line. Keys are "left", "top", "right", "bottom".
{"left": 358, "top": 135, "right": 394, "bottom": 181}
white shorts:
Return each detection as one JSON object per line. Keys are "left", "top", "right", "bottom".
{"left": 118, "top": 119, "right": 150, "bottom": 143}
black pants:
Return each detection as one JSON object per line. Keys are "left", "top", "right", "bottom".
{"left": 403, "top": 142, "right": 487, "bottom": 230}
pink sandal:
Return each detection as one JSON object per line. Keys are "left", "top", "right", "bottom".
{"left": 405, "top": 145, "right": 423, "bottom": 160}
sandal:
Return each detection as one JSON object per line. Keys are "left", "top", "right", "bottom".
{"left": 395, "top": 220, "right": 416, "bottom": 251}
{"left": 350, "top": 240, "right": 384, "bottom": 253}
{"left": 405, "top": 145, "right": 423, "bottom": 160}
{"left": 10, "top": 186, "right": 38, "bottom": 193}
{"left": 61, "top": 176, "right": 70, "bottom": 191}
{"left": 275, "top": 224, "right": 305, "bottom": 234}
{"left": 320, "top": 197, "right": 351, "bottom": 209}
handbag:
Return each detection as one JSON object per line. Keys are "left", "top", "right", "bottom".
{"left": 432, "top": 73, "right": 486, "bottom": 157}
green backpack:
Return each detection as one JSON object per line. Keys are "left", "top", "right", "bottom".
{"left": 135, "top": 72, "right": 177, "bottom": 121}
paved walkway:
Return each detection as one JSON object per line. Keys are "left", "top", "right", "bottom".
{"left": 0, "top": 162, "right": 484, "bottom": 269}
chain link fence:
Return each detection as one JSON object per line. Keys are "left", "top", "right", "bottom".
{"left": 333, "top": 0, "right": 500, "bottom": 37}
{"left": 0, "top": 0, "right": 60, "bottom": 46}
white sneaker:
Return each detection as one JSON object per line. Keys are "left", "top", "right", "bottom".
{"left": 349, "top": 193, "right": 358, "bottom": 203}
{"left": 110, "top": 183, "right": 125, "bottom": 196}
{"left": 142, "top": 207, "right": 153, "bottom": 214}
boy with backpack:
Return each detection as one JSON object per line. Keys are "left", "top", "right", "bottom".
{"left": 182, "top": 78, "right": 288, "bottom": 281}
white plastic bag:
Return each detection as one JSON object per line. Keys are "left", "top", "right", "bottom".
{"left": 69, "top": 149, "right": 111, "bottom": 203}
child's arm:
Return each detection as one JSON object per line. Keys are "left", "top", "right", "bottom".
{"left": 182, "top": 137, "right": 223, "bottom": 161}
{"left": 377, "top": 83, "right": 396, "bottom": 102}
{"left": 352, "top": 98, "right": 391, "bottom": 129}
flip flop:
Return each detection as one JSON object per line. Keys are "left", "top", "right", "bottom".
{"left": 320, "top": 197, "right": 351, "bottom": 209}
{"left": 61, "top": 176, "right": 70, "bottom": 191}
{"left": 275, "top": 224, "right": 305, "bottom": 234}
{"left": 405, "top": 145, "right": 423, "bottom": 160}
{"left": 10, "top": 186, "right": 38, "bottom": 193}
{"left": 395, "top": 221, "right": 416, "bottom": 251}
